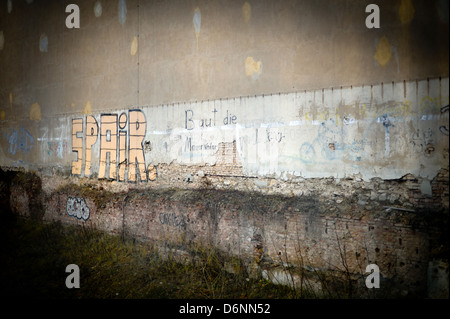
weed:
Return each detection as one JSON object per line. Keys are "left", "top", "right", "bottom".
{"left": 0, "top": 216, "right": 298, "bottom": 299}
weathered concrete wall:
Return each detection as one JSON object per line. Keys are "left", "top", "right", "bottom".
{"left": 0, "top": 78, "right": 448, "bottom": 197}
{"left": 0, "top": 0, "right": 448, "bottom": 193}
{"left": 0, "top": 0, "right": 448, "bottom": 116}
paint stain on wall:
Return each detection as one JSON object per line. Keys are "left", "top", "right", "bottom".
{"left": 0, "top": 110, "right": 5, "bottom": 121}
{"left": 7, "top": 0, "right": 12, "bottom": 14}
{"left": 0, "top": 31, "right": 4, "bottom": 51}
{"left": 94, "top": 1, "right": 102, "bottom": 18}
{"left": 39, "top": 33, "right": 48, "bottom": 53}
{"left": 118, "top": 0, "right": 127, "bottom": 26}
{"left": 84, "top": 101, "right": 92, "bottom": 115}
{"left": 30, "top": 102, "right": 42, "bottom": 122}
{"left": 242, "top": 2, "right": 252, "bottom": 24}
{"left": 193, "top": 8, "right": 201, "bottom": 50}
{"left": 148, "top": 164, "right": 157, "bottom": 181}
{"left": 131, "top": 36, "right": 138, "bottom": 56}
{"left": 399, "top": 0, "right": 414, "bottom": 25}
{"left": 245, "top": 56, "right": 262, "bottom": 78}
{"left": 374, "top": 36, "right": 391, "bottom": 67}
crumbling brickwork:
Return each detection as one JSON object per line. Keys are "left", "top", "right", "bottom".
{"left": 2, "top": 169, "right": 447, "bottom": 298}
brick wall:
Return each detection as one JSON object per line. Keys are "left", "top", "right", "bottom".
{"left": 2, "top": 168, "right": 447, "bottom": 298}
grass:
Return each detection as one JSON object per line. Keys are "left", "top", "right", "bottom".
{"left": 0, "top": 214, "right": 298, "bottom": 299}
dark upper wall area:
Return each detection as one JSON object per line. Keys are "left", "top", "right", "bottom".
{"left": 0, "top": 0, "right": 448, "bottom": 119}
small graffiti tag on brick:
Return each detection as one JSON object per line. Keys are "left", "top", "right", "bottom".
{"left": 67, "top": 197, "right": 90, "bottom": 221}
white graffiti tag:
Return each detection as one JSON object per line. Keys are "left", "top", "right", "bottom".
{"left": 66, "top": 197, "right": 90, "bottom": 221}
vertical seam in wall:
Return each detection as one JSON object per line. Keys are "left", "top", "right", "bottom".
{"left": 62, "top": 1, "right": 66, "bottom": 120}
{"left": 137, "top": 0, "right": 140, "bottom": 107}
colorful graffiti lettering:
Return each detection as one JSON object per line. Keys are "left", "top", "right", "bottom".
{"left": 71, "top": 109, "right": 150, "bottom": 182}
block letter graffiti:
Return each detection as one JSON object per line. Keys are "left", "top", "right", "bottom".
{"left": 71, "top": 118, "right": 83, "bottom": 175}
{"left": 70, "top": 109, "right": 151, "bottom": 182}
{"left": 85, "top": 115, "right": 98, "bottom": 176}
{"left": 128, "top": 110, "right": 147, "bottom": 182}
{"left": 99, "top": 114, "right": 118, "bottom": 179}
{"left": 118, "top": 113, "right": 128, "bottom": 182}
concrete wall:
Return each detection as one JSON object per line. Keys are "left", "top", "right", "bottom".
{"left": 0, "top": 78, "right": 448, "bottom": 185}
{"left": 0, "top": 0, "right": 449, "bottom": 183}
{"left": 0, "top": 0, "right": 448, "bottom": 298}
{"left": 0, "top": 0, "right": 448, "bottom": 114}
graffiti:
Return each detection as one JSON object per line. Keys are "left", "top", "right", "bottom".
{"left": 184, "top": 137, "right": 217, "bottom": 153}
{"left": 267, "top": 130, "right": 285, "bottom": 143}
{"left": 411, "top": 128, "right": 435, "bottom": 155}
{"left": 295, "top": 116, "right": 374, "bottom": 165}
{"left": 5, "top": 127, "right": 34, "bottom": 157}
{"left": 420, "top": 96, "right": 449, "bottom": 114}
{"left": 85, "top": 115, "right": 99, "bottom": 176}
{"left": 66, "top": 197, "right": 90, "bottom": 221}
{"left": 99, "top": 114, "right": 118, "bottom": 179}
{"left": 159, "top": 212, "right": 186, "bottom": 230}
{"left": 47, "top": 141, "right": 68, "bottom": 159}
{"left": 184, "top": 109, "right": 237, "bottom": 130}
{"left": 440, "top": 105, "right": 449, "bottom": 136}
{"left": 377, "top": 114, "right": 395, "bottom": 129}
{"left": 71, "top": 109, "right": 149, "bottom": 182}
{"left": 343, "top": 116, "right": 356, "bottom": 125}
{"left": 298, "top": 142, "right": 316, "bottom": 164}
{"left": 72, "top": 118, "right": 83, "bottom": 175}
{"left": 317, "top": 120, "right": 342, "bottom": 160}
{"left": 377, "top": 114, "right": 395, "bottom": 157}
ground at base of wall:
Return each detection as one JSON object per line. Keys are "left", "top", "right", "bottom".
{"left": 0, "top": 215, "right": 320, "bottom": 299}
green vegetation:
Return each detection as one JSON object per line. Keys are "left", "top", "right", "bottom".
{"left": 0, "top": 215, "right": 297, "bottom": 299}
